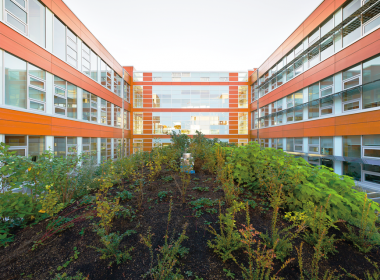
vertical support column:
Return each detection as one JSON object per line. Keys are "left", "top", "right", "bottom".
{"left": 97, "top": 97, "right": 101, "bottom": 123}
{"left": 111, "top": 104, "right": 115, "bottom": 127}
{"left": 283, "top": 138, "right": 287, "bottom": 151}
{"left": 122, "top": 70, "right": 125, "bottom": 158}
{"left": 0, "top": 135, "right": 5, "bottom": 144}
{"left": 77, "top": 88, "right": 83, "bottom": 120}
{"left": 111, "top": 139, "right": 114, "bottom": 159}
{"left": 303, "top": 137, "right": 308, "bottom": 153}
{"left": 334, "top": 73, "right": 343, "bottom": 115}
{"left": 0, "top": 49, "right": 3, "bottom": 106}
{"left": 97, "top": 58, "right": 101, "bottom": 84}
{"left": 77, "top": 137, "right": 82, "bottom": 157}
{"left": 303, "top": 88, "right": 308, "bottom": 120}
{"left": 46, "top": 8, "right": 53, "bottom": 53}
{"left": 46, "top": 136, "right": 54, "bottom": 153}
{"left": 0, "top": 0, "right": 3, "bottom": 21}
{"left": 77, "top": 38, "right": 82, "bottom": 71}
{"left": 334, "top": 136, "right": 343, "bottom": 175}
{"left": 97, "top": 138, "right": 101, "bottom": 164}
{"left": 46, "top": 72, "right": 54, "bottom": 115}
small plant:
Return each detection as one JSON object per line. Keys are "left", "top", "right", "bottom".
{"left": 52, "top": 271, "right": 88, "bottom": 280}
{"left": 223, "top": 268, "right": 235, "bottom": 279}
{"left": 260, "top": 185, "right": 306, "bottom": 262}
{"left": 157, "top": 191, "right": 171, "bottom": 202}
{"left": 140, "top": 199, "right": 189, "bottom": 279}
{"left": 190, "top": 198, "right": 221, "bottom": 217}
{"left": 302, "top": 196, "right": 340, "bottom": 258}
{"left": 57, "top": 247, "right": 80, "bottom": 271}
{"left": 343, "top": 194, "right": 380, "bottom": 253}
{"left": 89, "top": 227, "right": 135, "bottom": 266}
{"left": 39, "top": 184, "right": 65, "bottom": 217}
{"left": 207, "top": 200, "right": 245, "bottom": 262}
{"left": 233, "top": 203, "right": 292, "bottom": 280}
{"left": 193, "top": 186, "right": 209, "bottom": 192}
{"left": 115, "top": 190, "right": 134, "bottom": 201}
{"left": 162, "top": 175, "right": 174, "bottom": 183}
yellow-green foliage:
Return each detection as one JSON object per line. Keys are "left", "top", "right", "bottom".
{"left": 39, "top": 184, "right": 65, "bottom": 217}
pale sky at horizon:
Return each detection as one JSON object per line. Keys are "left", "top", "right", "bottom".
{"left": 63, "top": 0, "right": 323, "bottom": 72}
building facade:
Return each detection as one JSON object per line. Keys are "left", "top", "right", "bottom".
{"left": 0, "top": 0, "right": 380, "bottom": 190}
{"left": 250, "top": 0, "right": 380, "bottom": 190}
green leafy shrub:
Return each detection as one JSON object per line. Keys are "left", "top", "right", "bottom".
{"left": 90, "top": 227, "right": 135, "bottom": 266}
{"left": 207, "top": 200, "right": 245, "bottom": 262}
{"left": 225, "top": 142, "right": 380, "bottom": 224}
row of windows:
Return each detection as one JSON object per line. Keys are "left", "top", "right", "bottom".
{"left": 3, "top": 135, "right": 131, "bottom": 162}
{"left": 255, "top": 135, "right": 380, "bottom": 187}
{"left": 133, "top": 86, "right": 248, "bottom": 109}
{"left": 252, "top": 54, "right": 380, "bottom": 129}
{"left": 133, "top": 138, "right": 249, "bottom": 154}
{"left": 253, "top": 0, "right": 380, "bottom": 102}
{"left": 3, "top": 51, "right": 130, "bottom": 128}
{"left": 2, "top": 0, "right": 131, "bottom": 102}
{"left": 133, "top": 112, "right": 248, "bottom": 135}
{"left": 134, "top": 72, "right": 248, "bottom": 82}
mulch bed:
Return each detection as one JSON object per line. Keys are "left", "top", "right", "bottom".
{"left": 0, "top": 169, "right": 379, "bottom": 280}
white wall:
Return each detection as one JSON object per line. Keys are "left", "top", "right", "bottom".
{"left": 45, "top": 72, "right": 54, "bottom": 114}
{"left": 0, "top": 135, "right": 4, "bottom": 144}
{"left": 334, "top": 73, "right": 343, "bottom": 114}
{"left": 0, "top": 49, "right": 3, "bottom": 106}
{"left": 333, "top": 136, "right": 343, "bottom": 175}
{"left": 0, "top": 0, "right": 3, "bottom": 21}
{"left": 77, "top": 88, "right": 83, "bottom": 120}
{"left": 77, "top": 137, "right": 82, "bottom": 156}
{"left": 46, "top": 8, "right": 53, "bottom": 53}
{"left": 77, "top": 38, "right": 82, "bottom": 72}
{"left": 97, "top": 138, "right": 101, "bottom": 164}
{"left": 46, "top": 136, "right": 54, "bottom": 152}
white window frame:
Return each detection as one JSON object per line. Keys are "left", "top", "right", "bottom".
{"left": 343, "top": 75, "right": 362, "bottom": 90}
{"left": 54, "top": 78, "right": 68, "bottom": 116}
{"left": 294, "top": 138, "right": 303, "bottom": 152}
{"left": 66, "top": 28, "right": 77, "bottom": 68}
{"left": 4, "top": 0, "right": 28, "bottom": 35}
{"left": 6, "top": 135, "right": 28, "bottom": 156}
{"left": 320, "top": 95, "right": 334, "bottom": 116}
{"left": 308, "top": 138, "right": 320, "bottom": 155}
{"left": 362, "top": 169, "right": 380, "bottom": 186}
{"left": 27, "top": 65, "right": 46, "bottom": 112}
{"left": 362, "top": 146, "right": 380, "bottom": 159}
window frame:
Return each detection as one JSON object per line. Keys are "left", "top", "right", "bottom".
{"left": 4, "top": 0, "right": 28, "bottom": 35}
{"left": 362, "top": 146, "right": 380, "bottom": 159}
{"left": 27, "top": 63, "right": 46, "bottom": 112}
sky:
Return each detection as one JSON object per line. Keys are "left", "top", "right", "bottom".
{"left": 63, "top": 0, "right": 323, "bottom": 72}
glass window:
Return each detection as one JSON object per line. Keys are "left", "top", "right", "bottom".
{"left": 29, "top": 0, "right": 45, "bottom": 47}
{"left": 343, "top": 0, "right": 361, "bottom": 20}
{"left": 286, "top": 108, "right": 294, "bottom": 122}
{"left": 321, "top": 137, "right": 333, "bottom": 155}
{"left": 320, "top": 76, "right": 334, "bottom": 97}
{"left": 321, "top": 16, "right": 333, "bottom": 37}
{"left": 343, "top": 136, "right": 361, "bottom": 157}
{"left": 29, "top": 136, "right": 45, "bottom": 157}
{"left": 5, "top": 0, "right": 27, "bottom": 33}
{"left": 53, "top": 16, "right": 66, "bottom": 61}
{"left": 343, "top": 64, "right": 361, "bottom": 81}
{"left": 309, "top": 100, "right": 319, "bottom": 119}
{"left": 114, "top": 106, "right": 122, "bottom": 128}
{"left": 5, "top": 135, "right": 27, "bottom": 156}
{"left": 54, "top": 137, "right": 66, "bottom": 158}
{"left": 343, "top": 17, "right": 361, "bottom": 47}
{"left": 308, "top": 29, "right": 320, "bottom": 45}
{"left": 320, "top": 96, "right": 334, "bottom": 115}
{"left": 133, "top": 113, "right": 144, "bottom": 134}
{"left": 5, "top": 52, "right": 27, "bottom": 109}
{"left": 91, "top": 50, "right": 98, "bottom": 82}
{"left": 294, "top": 105, "right": 303, "bottom": 122}
{"left": 294, "top": 91, "right": 303, "bottom": 105}
{"left": 28, "top": 63, "right": 46, "bottom": 111}
{"left": 308, "top": 46, "right": 320, "bottom": 68}
{"left": 277, "top": 71, "right": 284, "bottom": 88}
{"left": 343, "top": 162, "right": 361, "bottom": 181}
{"left": 54, "top": 76, "right": 77, "bottom": 118}
{"left": 363, "top": 2, "right": 380, "bottom": 34}
{"left": 308, "top": 83, "right": 319, "bottom": 101}
{"left": 343, "top": 87, "right": 361, "bottom": 111}
{"left": 294, "top": 56, "right": 304, "bottom": 76}
{"left": 363, "top": 135, "right": 380, "bottom": 159}
{"left": 114, "top": 72, "right": 122, "bottom": 97}
{"left": 286, "top": 65, "right": 294, "bottom": 81}
{"left": 287, "top": 94, "right": 294, "bottom": 108}
{"left": 101, "top": 60, "right": 107, "bottom": 88}
{"left": 363, "top": 164, "right": 380, "bottom": 185}
{"left": 286, "top": 138, "right": 294, "bottom": 152}
{"left": 294, "top": 43, "right": 303, "bottom": 56}
{"left": 363, "top": 55, "right": 380, "bottom": 84}
{"left": 320, "top": 36, "right": 334, "bottom": 60}
{"left": 363, "top": 80, "right": 380, "bottom": 109}
{"left": 294, "top": 138, "right": 303, "bottom": 151}
{"left": 238, "top": 86, "right": 248, "bottom": 108}
{"left": 309, "top": 137, "right": 319, "bottom": 154}
{"left": 134, "top": 86, "right": 143, "bottom": 108}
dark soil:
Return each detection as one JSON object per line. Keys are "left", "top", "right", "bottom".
{"left": 0, "top": 168, "right": 379, "bottom": 280}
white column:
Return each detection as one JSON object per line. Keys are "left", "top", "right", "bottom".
{"left": 97, "top": 97, "right": 101, "bottom": 123}
{"left": 283, "top": 138, "right": 287, "bottom": 151}
{"left": 111, "top": 138, "right": 114, "bottom": 159}
{"left": 111, "top": 104, "right": 114, "bottom": 126}
{"left": 77, "top": 137, "right": 82, "bottom": 156}
{"left": 334, "top": 73, "right": 343, "bottom": 115}
{"left": 303, "top": 88, "right": 308, "bottom": 120}
{"left": 46, "top": 136, "right": 54, "bottom": 152}
{"left": 46, "top": 8, "right": 53, "bottom": 53}
{"left": 77, "top": 88, "right": 83, "bottom": 120}
{"left": 111, "top": 71, "right": 114, "bottom": 93}
{"left": 0, "top": 0, "right": 3, "bottom": 21}
{"left": 334, "top": 136, "right": 343, "bottom": 175}
{"left": 97, "top": 57, "right": 101, "bottom": 83}
{"left": 77, "top": 38, "right": 82, "bottom": 72}
{"left": 268, "top": 138, "right": 272, "bottom": 147}
{"left": 0, "top": 135, "right": 4, "bottom": 144}
{"left": 46, "top": 72, "right": 54, "bottom": 115}
{"left": 0, "top": 49, "right": 3, "bottom": 106}
{"left": 334, "top": 8, "right": 342, "bottom": 27}
{"left": 97, "top": 138, "right": 101, "bottom": 164}
{"left": 303, "top": 137, "right": 308, "bottom": 153}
